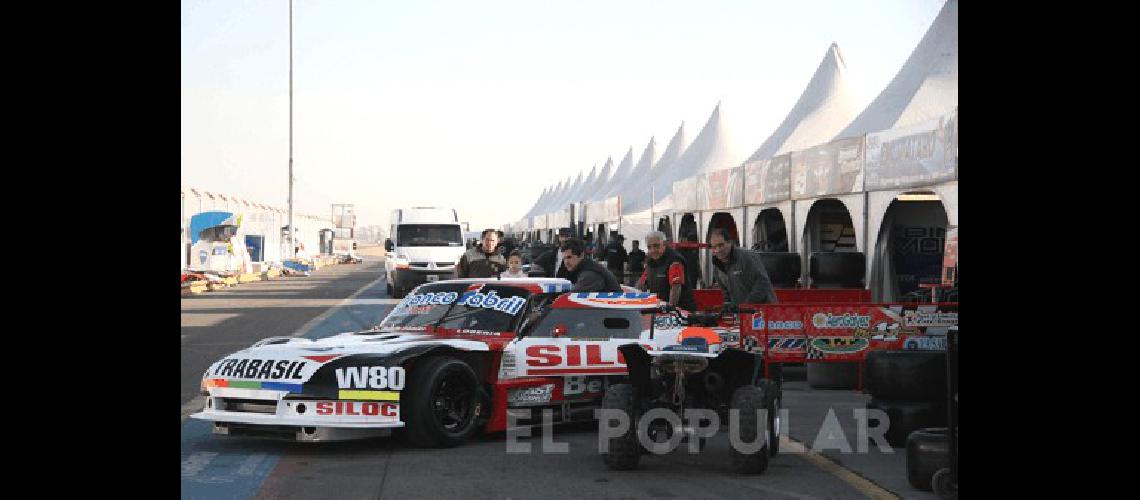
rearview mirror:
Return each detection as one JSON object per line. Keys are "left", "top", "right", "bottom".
{"left": 384, "top": 239, "right": 394, "bottom": 252}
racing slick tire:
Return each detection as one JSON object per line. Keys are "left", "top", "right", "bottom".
{"left": 864, "top": 351, "right": 946, "bottom": 401}
{"left": 866, "top": 399, "right": 946, "bottom": 448}
{"left": 906, "top": 428, "right": 951, "bottom": 491}
{"left": 806, "top": 362, "right": 858, "bottom": 389}
{"left": 401, "top": 356, "right": 482, "bottom": 448}
{"left": 602, "top": 384, "right": 642, "bottom": 471}
{"left": 728, "top": 385, "right": 771, "bottom": 474}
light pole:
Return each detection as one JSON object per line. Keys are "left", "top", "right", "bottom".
{"left": 287, "top": 0, "right": 295, "bottom": 258}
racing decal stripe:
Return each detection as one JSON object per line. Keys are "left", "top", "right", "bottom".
{"left": 261, "top": 382, "right": 303, "bottom": 392}
{"left": 338, "top": 390, "right": 401, "bottom": 401}
{"left": 206, "top": 379, "right": 302, "bottom": 392}
{"left": 228, "top": 380, "right": 262, "bottom": 389}
{"left": 526, "top": 368, "right": 628, "bottom": 375}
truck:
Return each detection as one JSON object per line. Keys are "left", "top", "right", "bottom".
{"left": 384, "top": 207, "right": 467, "bottom": 298}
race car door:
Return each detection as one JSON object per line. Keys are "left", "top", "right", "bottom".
{"left": 511, "top": 306, "right": 649, "bottom": 403}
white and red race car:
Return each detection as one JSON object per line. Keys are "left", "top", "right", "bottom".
{"left": 191, "top": 277, "right": 749, "bottom": 447}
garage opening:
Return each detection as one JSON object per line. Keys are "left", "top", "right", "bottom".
{"left": 802, "top": 199, "right": 860, "bottom": 288}
{"left": 870, "top": 193, "right": 949, "bottom": 302}
{"left": 657, "top": 216, "right": 673, "bottom": 241}
{"left": 704, "top": 212, "right": 739, "bottom": 285}
{"left": 752, "top": 208, "right": 788, "bottom": 252}
{"left": 595, "top": 223, "right": 608, "bottom": 248}
{"left": 677, "top": 213, "right": 702, "bottom": 288}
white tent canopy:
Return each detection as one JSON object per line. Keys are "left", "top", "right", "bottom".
{"left": 834, "top": 0, "right": 958, "bottom": 139}
{"left": 622, "top": 123, "right": 686, "bottom": 216}
{"left": 652, "top": 103, "right": 741, "bottom": 213}
{"left": 549, "top": 172, "right": 584, "bottom": 215}
{"left": 567, "top": 165, "right": 598, "bottom": 206}
{"left": 613, "top": 136, "right": 660, "bottom": 204}
{"left": 584, "top": 157, "right": 615, "bottom": 202}
{"left": 601, "top": 147, "right": 635, "bottom": 199}
{"left": 748, "top": 43, "right": 858, "bottom": 162}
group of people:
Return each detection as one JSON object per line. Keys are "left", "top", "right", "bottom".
{"left": 457, "top": 226, "right": 779, "bottom": 307}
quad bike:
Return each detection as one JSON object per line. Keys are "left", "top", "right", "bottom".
{"left": 601, "top": 304, "right": 782, "bottom": 474}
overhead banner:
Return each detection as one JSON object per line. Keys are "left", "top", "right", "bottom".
{"left": 697, "top": 174, "right": 710, "bottom": 210}
{"left": 672, "top": 177, "right": 698, "bottom": 211}
{"left": 604, "top": 196, "right": 621, "bottom": 221}
{"left": 704, "top": 169, "right": 733, "bottom": 210}
{"left": 744, "top": 154, "right": 792, "bottom": 205}
{"left": 864, "top": 110, "right": 958, "bottom": 191}
{"left": 791, "top": 137, "right": 865, "bottom": 199}
{"left": 533, "top": 214, "right": 548, "bottom": 230}
{"left": 726, "top": 166, "right": 745, "bottom": 208}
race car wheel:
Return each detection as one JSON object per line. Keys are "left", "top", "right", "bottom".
{"left": 402, "top": 356, "right": 482, "bottom": 448}
{"left": 602, "top": 384, "right": 641, "bottom": 471}
{"left": 728, "top": 385, "right": 770, "bottom": 474}
{"left": 906, "top": 428, "right": 951, "bottom": 491}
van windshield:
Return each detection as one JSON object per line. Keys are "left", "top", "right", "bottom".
{"left": 397, "top": 224, "right": 463, "bottom": 247}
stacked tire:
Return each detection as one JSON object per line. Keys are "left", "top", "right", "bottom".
{"left": 862, "top": 350, "right": 947, "bottom": 447}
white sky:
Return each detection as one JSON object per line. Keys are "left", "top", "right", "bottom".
{"left": 181, "top": 0, "right": 946, "bottom": 231}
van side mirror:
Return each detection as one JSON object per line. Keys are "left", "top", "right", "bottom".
{"left": 385, "top": 239, "right": 394, "bottom": 252}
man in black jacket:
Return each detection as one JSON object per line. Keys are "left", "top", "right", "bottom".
{"left": 626, "top": 240, "right": 646, "bottom": 287}
{"left": 604, "top": 234, "right": 628, "bottom": 283}
{"left": 640, "top": 230, "right": 697, "bottom": 310}
{"left": 561, "top": 238, "right": 622, "bottom": 293}
{"left": 708, "top": 227, "right": 778, "bottom": 306}
{"left": 535, "top": 227, "right": 573, "bottom": 278}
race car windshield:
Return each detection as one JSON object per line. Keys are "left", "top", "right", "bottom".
{"left": 379, "top": 283, "right": 531, "bottom": 333}
{"left": 397, "top": 225, "right": 464, "bottom": 247}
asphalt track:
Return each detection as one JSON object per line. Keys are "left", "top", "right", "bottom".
{"left": 180, "top": 255, "right": 940, "bottom": 499}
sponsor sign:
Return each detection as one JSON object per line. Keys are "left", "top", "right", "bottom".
{"left": 335, "top": 366, "right": 406, "bottom": 390}
{"left": 903, "top": 310, "right": 959, "bottom": 327}
{"left": 295, "top": 400, "right": 399, "bottom": 419}
{"left": 566, "top": 292, "right": 658, "bottom": 309}
{"left": 397, "top": 289, "right": 527, "bottom": 316}
{"left": 810, "top": 337, "right": 870, "bottom": 354}
{"left": 864, "top": 111, "right": 957, "bottom": 191}
{"left": 211, "top": 358, "right": 308, "bottom": 380}
{"left": 903, "top": 336, "right": 947, "bottom": 351}
{"left": 744, "top": 155, "right": 792, "bottom": 205}
{"left": 508, "top": 384, "right": 555, "bottom": 404}
{"left": 811, "top": 313, "right": 872, "bottom": 329}
{"left": 563, "top": 376, "right": 605, "bottom": 396}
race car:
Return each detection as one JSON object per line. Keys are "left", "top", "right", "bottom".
{"left": 191, "top": 277, "right": 719, "bottom": 447}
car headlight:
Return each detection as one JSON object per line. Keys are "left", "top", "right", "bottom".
{"left": 394, "top": 254, "right": 410, "bottom": 269}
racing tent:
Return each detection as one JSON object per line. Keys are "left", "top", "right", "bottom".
{"left": 794, "top": 0, "right": 958, "bottom": 299}
{"left": 739, "top": 42, "right": 858, "bottom": 256}
{"left": 620, "top": 123, "right": 685, "bottom": 243}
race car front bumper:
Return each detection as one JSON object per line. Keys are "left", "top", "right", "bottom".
{"left": 190, "top": 389, "right": 405, "bottom": 441}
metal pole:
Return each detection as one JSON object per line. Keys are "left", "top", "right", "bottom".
{"left": 287, "top": 0, "right": 295, "bottom": 259}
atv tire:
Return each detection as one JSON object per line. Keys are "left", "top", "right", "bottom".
{"left": 906, "top": 428, "right": 951, "bottom": 491}
{"left": 807, "top": 362, "right": 858, "bottom": 389}
{"left": 729, "top": 385, "right": 771, "bottom": 474}
{"left": 602, "top": 384, "right": 642, "bottom": 470}
{"left": 757, "top": 379, "right": 781, "bottom": 456}
{"left": 401, "top": 356, "right": 482, "bottom": 448}
{"left": 864, "top": 350, "right": 946, "bottom": 401}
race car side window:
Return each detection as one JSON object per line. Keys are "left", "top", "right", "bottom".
{"left": 527, "top": 309, "right": 644, "bottom": 339}
{"left": 518, "top": 293, "right": 560, "bottom": 336}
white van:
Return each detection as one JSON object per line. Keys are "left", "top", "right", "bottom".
{"left": 384, "top": 207, "right": 467, "bottom": 297}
